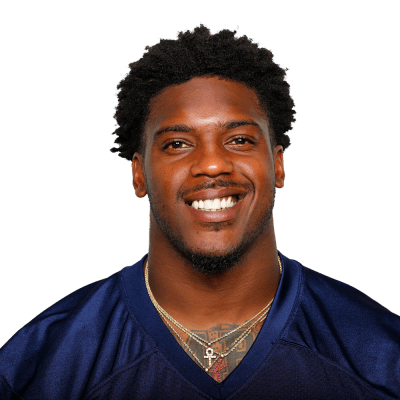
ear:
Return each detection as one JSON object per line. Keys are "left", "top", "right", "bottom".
{"left": 274, "top": 145, "right": 285, "bottom": 188}
{"left": 132, "top": 152, "right": 147, "bottom": 197}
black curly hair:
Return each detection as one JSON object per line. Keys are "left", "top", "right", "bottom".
{"left": 111, "top": 25, "right": 295, "bottom": 160}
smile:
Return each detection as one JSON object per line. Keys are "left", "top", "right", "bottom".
{"left": 190, "top": 196, "right": 238, "bottom": 211}
{"left": 187, "top": 195, "right": 242, "bottom": 224}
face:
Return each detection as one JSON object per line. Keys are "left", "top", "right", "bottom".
{"left": 133, "top": 77, "right": 284, "bottom": 274}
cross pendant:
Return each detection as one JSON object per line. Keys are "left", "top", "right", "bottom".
{"left": 204, "top": 347, "right": 216, "bottom": 367}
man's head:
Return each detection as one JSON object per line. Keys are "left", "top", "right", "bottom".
{"left": 111, "top": 25, "right": 295, "bottom": 159}
{"left": 112, "top": 26, "right": 295, "bottom": 274}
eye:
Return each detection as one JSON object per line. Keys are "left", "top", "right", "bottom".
{"left": 228, "top": 136, "right": 254, "bottom": 147}
{"left": 165, "top": 140, "right": 190, "bottom": 150}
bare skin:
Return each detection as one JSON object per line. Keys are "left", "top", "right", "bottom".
{"left": 132, "top": 77, "right": 285, "bottom": 378}
{"left": 165, "top": 317, "right": 267, "bottom": 381}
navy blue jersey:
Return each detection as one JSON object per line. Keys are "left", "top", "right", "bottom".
{"left": 1, "top": 253, "right": 399, "bottom": 399}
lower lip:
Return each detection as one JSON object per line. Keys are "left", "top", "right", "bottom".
{"left": 186, "top": 201, "right": 242, "bottom": 223}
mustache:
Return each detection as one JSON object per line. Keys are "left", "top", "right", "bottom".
{"left": 178, "top": 179, "right": 254, "bottom": 200}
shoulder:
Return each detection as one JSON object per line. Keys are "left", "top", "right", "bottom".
{"left": 282, "top": 255, "right": 400, "bottom": 335}
{"left": 299, "top": 263, "right": 399, "bottom": 335}
{"left": 283, "top": 257, "right": 400, "bottom": 356}
{"left": 280, "top": 255, "right": 400, "bottom": 397}
{"left": 0, "top": 262, "right": 156, "bottom": 399}
{"left": 4, "top": 271, "right": 124, "bottom": 349}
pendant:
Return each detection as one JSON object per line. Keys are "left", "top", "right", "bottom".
{"left": 204, "top": 347, "right": 216, "bottom": 368}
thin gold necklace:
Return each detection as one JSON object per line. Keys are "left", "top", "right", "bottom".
{"left": 145, "top": 256, "right": 282, "bottom": 371}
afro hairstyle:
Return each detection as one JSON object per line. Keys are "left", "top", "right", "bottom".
{"left": 111, "top": 25, "right": 295, "bottom": 160}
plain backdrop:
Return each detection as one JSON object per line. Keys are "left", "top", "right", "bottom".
{"left": 1, "top": 1, "right": 399, "bottom": 347}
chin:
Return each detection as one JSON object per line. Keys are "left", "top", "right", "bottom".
{"left": 180, "top": 245, "right": 245, "bottom": 275}
{"left": 164, "top": 225, "right": 250, "bottom": 275}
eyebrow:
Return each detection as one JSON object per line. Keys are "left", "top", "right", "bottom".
{"left": 153, "top": 120, "right": 262, "bottom": 138}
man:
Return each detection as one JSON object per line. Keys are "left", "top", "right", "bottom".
{"left": 1, "top": 25, "right": 399, "bottom": 400}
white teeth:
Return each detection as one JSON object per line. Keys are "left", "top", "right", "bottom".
{"left": 204, "top": 199, "right": 213, "bottom": 210}
{"left": 190, "top": 196, "right": 238, "bottom": 211}
{"left": 211, "top": 198, "right": 220, "bottom": 211}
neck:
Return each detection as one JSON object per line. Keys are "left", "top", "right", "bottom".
{"left": 146, "top": 217, "right": 281, "bottom": 331}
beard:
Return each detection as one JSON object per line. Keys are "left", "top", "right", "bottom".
{"left": 147, "top": 183, "right": 276, "bottom": 276}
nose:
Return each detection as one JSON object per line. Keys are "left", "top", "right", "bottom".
{"left": 190, "top": 143, "right": 234, "bottom": 177}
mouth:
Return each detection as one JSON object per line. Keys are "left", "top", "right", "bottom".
{"left": 185, "top": 190, "right": 247, "bottom": 224}
{"left": 189, "top": 195, "right": 241, "bottom": 211}
{"left": 182, "top": 187, "right": 249, "bottom": 223}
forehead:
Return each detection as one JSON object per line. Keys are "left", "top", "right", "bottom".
{"left": 145, "top": 77, "right": 268, "bottom": 136}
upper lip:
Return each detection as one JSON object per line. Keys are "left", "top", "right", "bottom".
{"left": 183, "top": 188, "right": 248, "bottom": 204}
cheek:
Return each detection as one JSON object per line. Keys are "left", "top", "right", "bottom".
{"left": 147, "top": 159, "right": 188, "bottom": 203}
{"left": 237, "top": 157, "right": 274, "bottom": 189}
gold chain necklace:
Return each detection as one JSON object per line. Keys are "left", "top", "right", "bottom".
{"left": 145, "top": 256, "right": 282, "bottom": 372}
